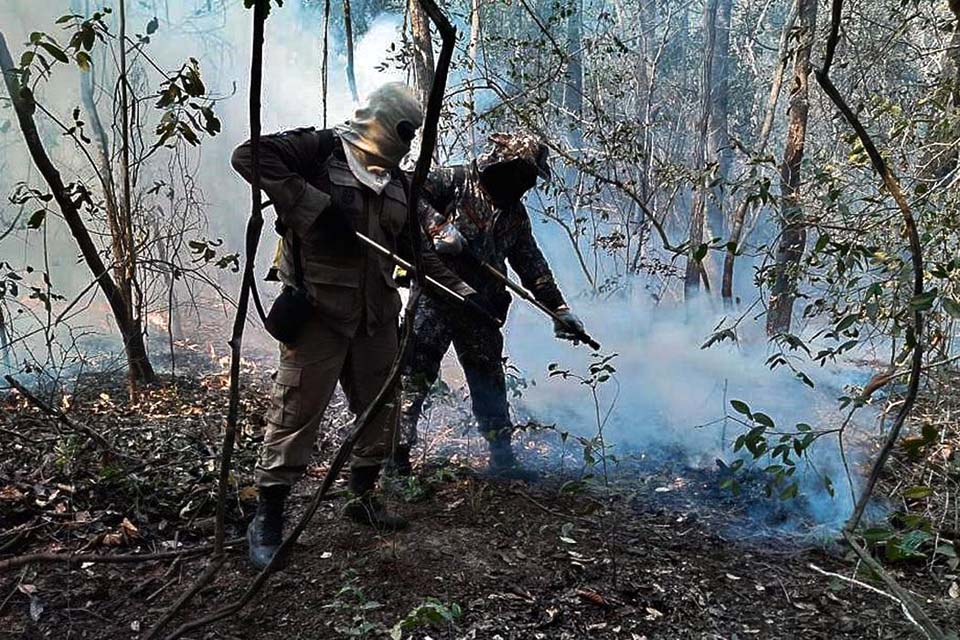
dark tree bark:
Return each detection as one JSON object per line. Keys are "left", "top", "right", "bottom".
{"left": 563, "top": 0, "right": 584, "bottom": 148}
{"left": 684, "top": 0, "right": 720, "bottom": 299}
{"left": 0, "top": 30, "right": 155, "bottom": 389}
{"left": 921, "top": 0, "right": 960, "bottom": 179}
{"left": 116, "top": 0, "right": 154, "bottom": 390}
{"left": 766, "top": 0, "right": 818, "bottom": 335}
{"left": 467, "top": 0, "right": 481, "bottom": 153}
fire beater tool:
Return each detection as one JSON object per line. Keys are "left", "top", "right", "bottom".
{"left": 353, "top": 231, "right": 503, "bottom": 328}
{"left": 460, "top": 249, "right": 601, "bottom": 351}
{"left": 259, "top": 199, "right": 502, "bottom": 329}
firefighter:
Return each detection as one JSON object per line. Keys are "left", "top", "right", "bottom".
{"left": 394, "top": 132, "right": 585, "bottom": 480}
{"left": 232, "top": 83, "right": 475, "bottom": 568}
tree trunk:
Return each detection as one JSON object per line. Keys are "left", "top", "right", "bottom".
{"left": 409, "top": 0, "right": 435, "bottom": 108}
{"left": 563, "top": 0, "right": 584, "bottom": 149}
{"left": 766, "top": 0, "right": 818, "bottom": 335}
{"left": 0, "top": 30, "right": 155, "bottom": 388}
{"left": 117, "top": 0, "right": 155, "bottom": 389}
{"left": 920, "top": 0, "right": 960, "bottom": 179}
{"left": 684, "top": 0, "right": 719, "bottom": 299}
{"left": 467, "top": 0, "right": 482, "bottom": 155}
{"left": 721, "top": 0, "right": 799, "bottom": 304}
{"left": 706, "top": 0, "right": 733, "bottom": 241}
{"left": 342, "top": 0, "right": 358, "bottom": 102}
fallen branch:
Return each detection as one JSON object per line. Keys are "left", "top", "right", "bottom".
{"left": 136, "top": 5, "right": 270, "bottom": 637}
{"left": 840, "top": 532, "right": 945, "bottom": 640}
{"left": 511, "top": 488, "right": 598, "bottom": 525}
{"left": 4, "top": 374, "right": 131, "bottom": 459}
{"left": 214, "top": 0, "right": 269, "bottom": 560}
{"left": 0, "top": 538, "right": 243, "bottom": 572}
{"left": 811, "top": 561, "right": 925, "bottom": 623}
{"left": 814, "top": 3, "right": 940, "bottom": 638}
{"left": 143, "top": 556, "right": 226, "bottom": 640}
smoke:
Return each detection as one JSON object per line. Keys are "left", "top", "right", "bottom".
{"left": 0, "top": 3, "right": 885, "bottom": 533}
{"left": 503, "top": 289, "right": 883, "bottom": 532}
{"left": 0, "top": 1, "right": 407, "bottom": 366}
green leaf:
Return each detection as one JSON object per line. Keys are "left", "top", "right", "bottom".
{"left": 753, "top": 412, "right": 775, "bottom": 429}
{"left": 75, "top": 51, "right": 91, "bottom": 72}
{"left": 693, "top": 243, "right": 708, "bottom": 261}
{"left": 146, "top": 17, "right": 159, "bottom": 35}
{"left": 779, "top": 482, "right": 799, "bottom": 501}
{"left": 835, "top": 313, "right": 859, "bottom": 333}
{"left": 902, "top": 486, "right": 933, "bottom": 500}
{"left": 943, "top": 298, "right": 960, "bottom": 319}
{"left": 730, "top": 399, "right": 751, "bottom": 417}
{"left": 27, "top": 209, "right": 46, "bottom": 229}
{"left": 38, "top": 41, "right": 69, "bottom": 64}
{"left": 908, "top": 289, "right": 938, "bottom": 311}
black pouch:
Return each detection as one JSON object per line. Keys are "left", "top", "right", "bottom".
{"left": 264, "top": 233, "right": 312, "bottom": 345}
{"left": 265, "top": 285, "right": 312, "bottom": 345}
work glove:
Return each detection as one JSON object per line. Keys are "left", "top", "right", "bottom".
{"left": 428, "top": 210, "right": 465, "bottom": 255}
{"left": 553, "top": 307, "right": 585, "bottom": 342}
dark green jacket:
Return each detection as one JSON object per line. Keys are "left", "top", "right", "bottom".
{"left": 232, "top": 128, "right": 474, "bottom": 336}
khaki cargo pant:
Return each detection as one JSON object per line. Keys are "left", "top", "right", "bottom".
{"left": 256, "top": 313, "right": 399, "bottom": 487}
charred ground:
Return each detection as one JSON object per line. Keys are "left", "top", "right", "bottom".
{"left": 1, "top": 350, "right": 958, "bottom": 639}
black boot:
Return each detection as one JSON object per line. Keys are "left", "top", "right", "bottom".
{"left": 247, "top": 484, "right": 288, "bottom": 570}
{"left": 488, "top": 435, "right": 539, "bottom": 482}
{"left": 344, "top": 466, "right": 408, "bottom": 531}
{"left": 386, "top": 444, "right": 413, "bottom": 477}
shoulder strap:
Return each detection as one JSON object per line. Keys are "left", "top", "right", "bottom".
{"left": 316, "top": 128, "right": 337, "bottom": 161}
{"left": 290, "top": 235, "right": 305, "bottom": 288}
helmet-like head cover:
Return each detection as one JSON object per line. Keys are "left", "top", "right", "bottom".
{"left": 476, "top": 132, "right": 550, "bottom": 205}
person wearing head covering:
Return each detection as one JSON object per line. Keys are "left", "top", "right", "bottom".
{"left": 231, "top": 82, "right": 475, "bottom": 569}
{"left": 394, "top": 132, "right": 586, "bottom": 480}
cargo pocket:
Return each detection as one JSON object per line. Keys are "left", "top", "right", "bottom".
{"left": 266, "top": 366, "right": 303, "bottom": 428}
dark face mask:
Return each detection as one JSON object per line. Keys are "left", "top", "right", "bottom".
{"left": 479, "top": 160, "right": 538, "bottom": 206}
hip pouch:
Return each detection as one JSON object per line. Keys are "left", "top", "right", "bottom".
{"left": 265, "top": 229, "right": 311, "bottom": 345}
{"left": 265, "top": 285, "right": 312, "bottom": 345}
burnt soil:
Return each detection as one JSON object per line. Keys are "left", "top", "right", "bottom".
{"left": 1, "top": 353, "right": 958, "bottom": 639}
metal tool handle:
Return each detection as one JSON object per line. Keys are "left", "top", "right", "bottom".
{"left": 259, "top": 200, "right": 503, "bottom": 328}
{"left": 354, "top": 233, "right": 503, "bottom": 329}
{"left": 476, "top": 262, "right": 601, "bottom": 351}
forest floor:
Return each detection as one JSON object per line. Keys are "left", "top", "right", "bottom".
{"left": 1, "top": 340, "right": 959, "bottom": 639}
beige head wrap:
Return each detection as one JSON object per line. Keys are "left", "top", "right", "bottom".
{"left": 335, "top": 82, "right": 423, "bottom": 192}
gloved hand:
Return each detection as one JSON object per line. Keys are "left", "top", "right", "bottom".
{"left": 433, "top": 221, "right": 466, "bottom": 255}
{"left": 553, "top": 307, "right": 585, "bottom": 342}
{"left": 428, "top": 210, "right": 465, "bottom": 255}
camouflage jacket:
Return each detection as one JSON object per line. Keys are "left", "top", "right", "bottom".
{"left": 419, "top": 163, "right": 566, "bottom": 316}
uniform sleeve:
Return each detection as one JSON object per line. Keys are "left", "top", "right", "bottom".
{"left": 506, "top": 205, "right": 567, "bottom": 310}
{"left": 231, "top": 128, "right": 332, "bottom": 239}
{"left": 416, "top": 165, "right": 464, "bottom": 224}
